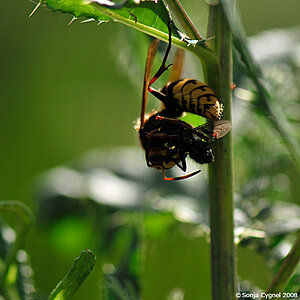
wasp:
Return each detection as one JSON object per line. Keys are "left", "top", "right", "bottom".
{"left": 147, "top": 22, "right": 223, "bottom": 121}
{"left": 137, "top": 25, "right": 231, "bottom": 181}
{"left": 139, "top": 112, "right": 231, "bottom": 180}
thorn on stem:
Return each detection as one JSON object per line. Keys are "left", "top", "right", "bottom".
{"left": 97, "top": 20, "right": 109, "bottom": 26}
{"left": 68, "top": 16, "right": 77, "bottom": 26}
{"left": 81, "top": 18, "right": 95, "bottom": 24}
{"left": 29, "top": 1, "right": 41, "bottom": 18}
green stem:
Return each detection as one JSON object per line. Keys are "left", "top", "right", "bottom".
{"left": 265, "top": 231, "right": 300, "bottom": 294}
{"left": 207, "top": 3, "right": 236, "bottom": 300}
{"left": 163, "top": 0, "right": 202, "bottom": 40}
{"left": 162, "top": 0, "right": 221, "bottom": 85}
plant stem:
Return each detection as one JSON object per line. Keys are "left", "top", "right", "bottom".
{"left": 207, "top": 3, "right": 236, "bottom": 300}
{"left": 163, "top": 0, "right": 202, "bottom": 40}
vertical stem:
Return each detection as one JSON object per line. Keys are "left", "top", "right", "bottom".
{"left": 207, "top": 3, "right": 236, "bottom": 300}
{"left": 163, "top": 0, "right": 203, "bottom": 40}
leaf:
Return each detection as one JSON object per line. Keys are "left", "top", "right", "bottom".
{"left": 36, "top": 0, "right": 217, "bottom": 66}
{"left": 88, "top": 0, "right": 182, "bottom": 37}
{"left": 48, "top": 249, "right": 96, "bottom": 300}
{"left": 44, "top": 0, "right": 111, "bottom": 20}
{"left": 88, "top": 0, "right": 219, "bottom": 65}
{"left": 43, "top": 0, "right": 183, "bottom": 41}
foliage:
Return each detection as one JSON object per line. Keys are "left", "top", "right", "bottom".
{"left": 0, "top": 202, "right": 96, "bottom": 299}
{"left": 48, "top": 249, "right": 96, "bottom": 300}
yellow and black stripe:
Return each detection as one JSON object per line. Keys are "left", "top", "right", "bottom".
{"left": 166, "top": 79, "right": 223, "bottom": 120}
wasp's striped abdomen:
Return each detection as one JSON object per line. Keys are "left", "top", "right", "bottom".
{"left": 166, "top": 79, "right": 223, "bottom": 120}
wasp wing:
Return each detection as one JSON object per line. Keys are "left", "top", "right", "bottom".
{"left": 140, "top": 39, "right": 159, "bottom": 128}
{"left": 212, "top": 120, "right": 232, "bottom": 138}
{"left": 167, "top": 48, "right": 184, "bottom": 83}
{"left": 158, "top": 47, "right": 184, "bottom": 110}
{"left": 195, "top": 120, "right": 232, "bottom": 139}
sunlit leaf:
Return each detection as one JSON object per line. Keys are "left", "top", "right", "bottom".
{"left": 48, "top": 249, "right": 96, "bottom": 300}
{"left": 34, "top": 0, "right": 217, "bottom": 68}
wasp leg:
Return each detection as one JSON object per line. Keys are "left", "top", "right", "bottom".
{"left": 148, "top": 21, "right": 173, "bottom": 89}
{"left": 148, "top": 86, "right": 168, "bottom": 105}
{"left": 144, "top": 144, "right": 151, "bottom": 167}
{"left": 167, "top": 48, "right": 184, "bottom": 84}
{"left": 174, "top": 155, "right": 187, "bottom": 172}
{"left": 147, "top": 20, "right": 173, "bottom": 107}
{"left": 162, "top": 168, "right": 201, "bottom": 181}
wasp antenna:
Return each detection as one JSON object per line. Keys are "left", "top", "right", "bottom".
{"left": 81, "top": 18, "right": 95, "bottom": 24}
{"left": 68, "top": 16, "right": 77, "bottom": 26}
{"left": 29, "top": 1, "right": 41, "bottom": 18}
{"left": 163, "top": 169, "right": 201, "bottom": 181}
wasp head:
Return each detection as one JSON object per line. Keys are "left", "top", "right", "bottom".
{"left": 189, "top": 141, "right": 214, "bottom": 164}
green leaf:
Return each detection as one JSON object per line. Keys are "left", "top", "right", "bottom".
{"left": 88, "top": 0, "right": 220, "bottom": 77}
{"left": 89, "top": 0, "right": 182, "bottom": 38}
{"left": 48, "top": 249, "right": 96, "bottom": 300}
{"left": 42, "top": 0, "right": 183, "bottom": 42}
{"left": 35, "top": 0, "right": 218, "bottom": 72}
{"left": 44, "top": 0, "right": 111, "bottom": 20}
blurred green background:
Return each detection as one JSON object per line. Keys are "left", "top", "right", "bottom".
{"left": 1, "top": 0, "right": 300, "bottom": 299}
